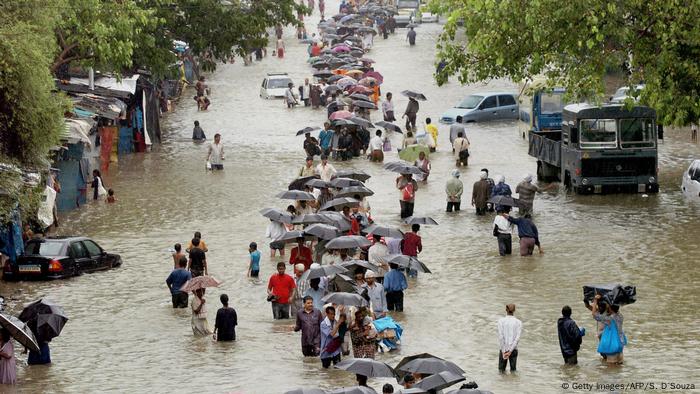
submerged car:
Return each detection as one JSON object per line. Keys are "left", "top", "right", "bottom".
{"left": 682, "top": 160, "right": 700, "bottom": 199}
{"left": 3, "top": 237, "right": 122, "bottom": 280}
{"left": 259, "top": 73, "right": 293, "bottom": 99}
{"left": 440, "top": 92, "right": 519, "bottom": 124}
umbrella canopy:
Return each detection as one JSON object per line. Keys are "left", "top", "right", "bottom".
{"left": 18, "top": 298, "right": 68, "bottom": 342}
{"left": 319, "top": 213, "right": 352, "bottom": 232}
{"left": 332, "top": 45, "right": 351, "bottom": 53}
{"left": 0, "top": 313, "right": 40, "bottom": 352}
{"left": 330, "top": 110, "right": 353, "bottom": 120}
{"left": 277, "top": 190, "right": 316, "bottom": 201}
{"left": 352, "top": 100, "right": 377, "bottom": 109}
{"left": 401, "top": 90, "right": 427, "bottom": 101}
{"left": 347, "top": 85, "right": 373, "bottom": 94}
{"left": 375, "top": 121, "right": 402, "bottom": 133}
{"left": 301, "top": 264, "right": 348, "bottom": 281}
{"left": 285, "top": 389, "right": 327, "bottom": 394}
{"left": 322, "top": 292, "right": 369, "bottom": 307}
{"left": 396, "top": 354, "right": 465, "bottom": 376}
{"left": 383, "top": 254, "right": 431, "bottom": 273}
{"left": 297, "top": 126, "right": 321, "bottom": 136}
{"left": 304, "top": 223, "right": 342, "bottom": 240}
{"left": 358, "top": 77, "right": 378, "bottom": 86}
{"left": 349, "top": 93, "right": 372, "bottom": 102}
{"left": 289, "top": 175, "right": 319, "bottom": 191}
{"left": 306, "top": 179, "right": 332, "bottom": 189}
{"left": 340, "top": 259, "right": 381, "bottom": 274}
{"left": 337, "top": 78, "right": 358, "bottom": 89}
{"left": 487, "top": 195, "right": 520, "bottom": 207}
{"left": 335, "top": 358, "right": 396, "bottom": 378}
{"left": 359, "top": 57, "right": 375, "bottom": 63}
{"left": 180, "top": 275, "right": 222, "bottom": 292}
{"left": 339, "top": 14, "right": 357, "bottom": 24}
{"left": 414, "top": 371, "right": 466, "bottom": 392}
{"left": 259, "top": 208, "right": 294, "bottom": 224}
{"left": 349, "top": 116, "right": 374, "bottom": 128}
{"left": 363, "top": 224, "right": 403, "bottom": 239}
{"left": 314, "top": 71, "right": 335, "bottom": 78}
{"left": 403, "top": 216, "right": 439, "bottom": 225}
{"left": 335, "top": 186, "right": 374, "bottom": 199}
{"left": 326, "top": 84, "right": 343, "bottom": 93}
{"left": 330, "top": 177, "right": 365, "bottom": 188}
{"left": 398, "top": 144, "right": 430, "bottom": 162}
{"left": 320, "top": 197, "right": 361, "bottom": 211}
{"left": 335, "top": 169, "right": 371, "bottom": 182}
{"left": 328, "top": 273, "right": 360, "bottom": 293}
{"left": 332, "top": 119, "right": 356, "bottom": 127}
{"left": 363, "top": 70, "right": 384, "bottom": 83}
{"left": 312, "top": 62, "right": 330, "bottom": 69}
{"left": 326, "top": 235, "right": 372, "bottom": 249}
{"left": 383, "top": 161, "right": 423, "bottom": 175}
{"left": 279, "top": 230, "right": 312, "bottom": 243}
{"left": 293, "top": 213, "right": 331, "bottom": 225}
{"left": 345, "top": 69, "right": 364, "bottom": 78}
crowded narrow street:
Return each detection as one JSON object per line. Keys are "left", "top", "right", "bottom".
{"left": 2, "top": 1, "right": 699, "bottom": 392}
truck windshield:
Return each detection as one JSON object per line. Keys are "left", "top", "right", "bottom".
{"left": 25, "top": 241, "right": 64, "bottom": 256}
{"left": 397, "top": 0, "right": 419, "bottom": 8}
{"left": 541, "top": 93, "right": 564, "bottom": 114}
{"left": 580, "top": 119, "right": 617, "bottom": 149}
{"left": 619, "top": 118, "right": 655, "bottom": 148}
{"left": 457, "top": 95, "right": 483, "bottom": 109}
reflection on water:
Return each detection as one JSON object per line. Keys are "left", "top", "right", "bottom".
{"left": 3, "top": 6, "right": 700, "bottom": 393}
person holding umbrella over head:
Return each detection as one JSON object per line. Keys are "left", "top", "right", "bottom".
{"left": 0, "top": 328, "right": 16, "bottom": 384}
{"left": 493, "top": 207, "right": 513, "bottom": 256}
{"left": 403, "top": 96, "right": 419, "bottom": 131}
{"left": 191, "top": 288, "right": 213, "bottom": 336}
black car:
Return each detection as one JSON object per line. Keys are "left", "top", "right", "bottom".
{"left": 3, "top": 237, "right": 121, "bottom": 280}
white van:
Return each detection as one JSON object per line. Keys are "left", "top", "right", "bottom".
{"left": 682, "top": 160, "right": 700, "bottom": 199}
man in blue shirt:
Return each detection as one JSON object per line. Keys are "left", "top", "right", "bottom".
{"left": 506, "top": 213, "right": 543, "bottom": 256}
{"left": 383, "top": 263, "right": 408, "bottom": 312}
{"left": 318, "top": 122, "right": 334, "bottom": 156}
{"left": 248, "top": 242, "right": 261, "bottom": 278}
{"left": 166, "top": 257, "right": 192, "bottom": 308}
{"left": 320, "top": 305, "right": 344, "bottom": 368}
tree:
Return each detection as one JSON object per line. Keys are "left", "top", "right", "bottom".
{"left": 431, "top": 0, "right": 700, "bottom": 126}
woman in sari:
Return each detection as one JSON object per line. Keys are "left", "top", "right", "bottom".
{"left": 191, "top": 289, "right": 213, "bottom": 336}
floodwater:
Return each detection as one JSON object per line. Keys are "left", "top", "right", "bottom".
{"left": 3, "top": 3, "right": 700, "bottom": 393}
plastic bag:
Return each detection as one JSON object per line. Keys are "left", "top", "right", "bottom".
{"left": 382, "top": 139, "right": 392, "bottom": 152}
{"left": 597, "top": 321, "right": 624, "bottom": 355}
{"left": 206, "top": 161, "right": 212, "bottom": 170}
{"left": 583, "top": 284, "right": 636, "bottom": 305}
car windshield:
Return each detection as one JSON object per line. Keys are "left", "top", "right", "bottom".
{"left": 25, "top": 241, "right": 64, "bottom": 256}
{"left": 268, "top": 78, "right": 291, "bottom": 89}
{"left": 457, "top": 95, "right": 483, "bottom": 109}
{"left": 579, "top": 118, "right": 618, "bottom": 149}
{"left": 541, "top": 93, "right": 564, "bottom": 114}
{"left": 397, "top": 0, "right": 419, "bottom": 8}
{"left": 619, "top": 118, "right": 655, "bottom": 148}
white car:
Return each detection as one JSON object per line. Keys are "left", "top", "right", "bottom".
{"left": 260, "top": 73, "right": 293, "bottom": 99}
{"left": 421, "top": 12, "right": 439, "bottom": 23}
{"left": 682, "top": 160, "right": 700, "bottom": 199}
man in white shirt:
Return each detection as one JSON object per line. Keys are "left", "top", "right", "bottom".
{"left": 367, "top": 234, "right": 389, "bottom": 275}
{"left": 207, "top": 133, "right": 225, "bottom": 170}
{"left": 493, "top": 208, "right": 513, "bottom": 256}
{"left": 365, "top": 270, "right": 388, "bottom": 319}
{"left": 497, "top": 303, "right": 522, "bottom": 373}
{"left": 315, "top": 154, "right": 337, "bottom": 182}
{"left": 369, "top": 130, "right": 385, "bottom": 162}
{"left": 449, "top": 116, "right": 466, "bottom": 148}
{"left": 382, "top": 92, "right": 395, "bottom": 121}
{"left": 285, "top": 82, "right": 298, "bottom": 108}
{"left": 301, "top": 78, "right": 311, "bottom": 107}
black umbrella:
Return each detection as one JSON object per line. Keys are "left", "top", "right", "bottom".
{"left": 335, "top": 186, "right": 374, "bottom": 199}
{"left": 375, "top": 121, "right": 403, "bottom": 133}
{"left": 293, "top": 213, "right": 330, "bottom": 225}
{"left": 330, "top": 177, "right": 365, "bottom": 188}
{"left": 414, "top": 371, "right": 466, "bottom": 392}
{"left": 353, "top": 100, "right": 377, "bottom": 109}
{"left": 0, "top": 313, "right": 40, "bottom": 352}
{"left": 487, "top": 195, "right": 519, "bottom": 207}
{"left": 326, "top": 82, "right": 343, "bottom": 90}
{"left": 329, "top": 273, "right": 361, "bottom": 293}
{"left": 297, "top": 126, "right": 321, "bottom": 136}
{"left": 349, "top": 93, "right": 371, "bottom": 102}
{"left": 259, "top": 208, "right": 294, "bottom": 224}
{"left": 395, "top": 354, "right": 465, "bottom": 376}
{"left": 326, "top": 236, "right": 372, "bottom": 249}
{"left": 322, "top": 292, "right": 369, "bottom": 307}
{"left": 349, "top": 116, "right": 374, "bottom": 129}
{"left": 383, "top": 254, "right": 431, "bottom": 273}
{"left": 332, "top": 119, "right": 356, "bottom": 127}
{"left": 383, "top": 161, "right": 422, "bottom": 175}
{"left": 401, "top": 90, "right": 427, "bottom": 101}
{"left": 320, "top": 197, "right": 361, "bottom": 211}
{"left": 362, "top": 224, "right": 403, "bottom": 239}
{"left": 340, "top": 259, "right": 380, "bottom": 273}
{"left": 304, "top": 223, "right": 342, "bottom": 240}
{"left": 314, "top": 71, "right": 335, "bottom": 78}
{"left": 277, "top": 190, "right": 316, "bottom": 200}
{"left": 335, "top": 169, "right": 371, "bottom": 182}
{"left": 319, "top": 212, "right": 352, "bottom": 232}
{"left": 312, "top": 62, "right": 330, "bottom": 69}
{"left": 306, "top": 179, "right": 331, "bottom": 189}
{"left": 301, "top": 264, "right": 348, "bottom": 281}
{"left": 335, "top": 358, "right": 396, "bottom": 378}
{"left": 279, "top": 230, "right": 312, "bottom": 243}
{"left": 285, "top": 389, "right": 327, "bottom": 394}
{"left": 403, "top": 216, "right": 439, "bottom": 225}
{"left": 289, "top": 175, "right": 320, "bottom": 191}
{"left": 18, "top": 298, "right": 69, "bottom": 342}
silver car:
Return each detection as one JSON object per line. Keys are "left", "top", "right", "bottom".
{"left": 440, "top": 92, "right": 519, "bottom": 124}
{"left": 259, "top": 73, "right": 293, "bottom": 99}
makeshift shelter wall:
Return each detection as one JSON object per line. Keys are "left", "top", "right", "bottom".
{"left": 54, "top": 160, "right": 87, "bottom": 211}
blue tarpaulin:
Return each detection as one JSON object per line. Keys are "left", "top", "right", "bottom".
{"left": 118, "top": 126, "right": 133, "bottom": 154}
{"left": 373, "top": 316, "right": 403, "bottom": 351}
{"left": 55, "top": 160, "right": 87, "bottom": 211}
{"left": 0, "top": 207, "right": 24, "bottom": 262}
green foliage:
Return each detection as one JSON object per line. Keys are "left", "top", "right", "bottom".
{"left": 0, "top": 162, "right": 43, "bottom": 224}
{"left": 0, "top": 1, "right": 71, "bottom": 165}
{"left": 431, "top": 0, "right": 700, "bottom": 126}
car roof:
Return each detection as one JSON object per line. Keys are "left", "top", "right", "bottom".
{"left": 466, "top": 92, "right": 517, "bottom": 97}
{"left": 266, "top": 73, "right": 290, "bottom": 78}
{"left": 29, "top": 236, "right": 89, "bottom": 242}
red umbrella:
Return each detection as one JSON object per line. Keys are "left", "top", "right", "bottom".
{"left": 180, "top": 275, "right": 222, "bottom": 292}
{"left": 347, "top": 85, "right": 373, "bottom": 94}
{"left": 330, "top": 110, "right": 353, "bottom": 120}
{"left": 363, "top": 70, "right": 383, "bottom": 83}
